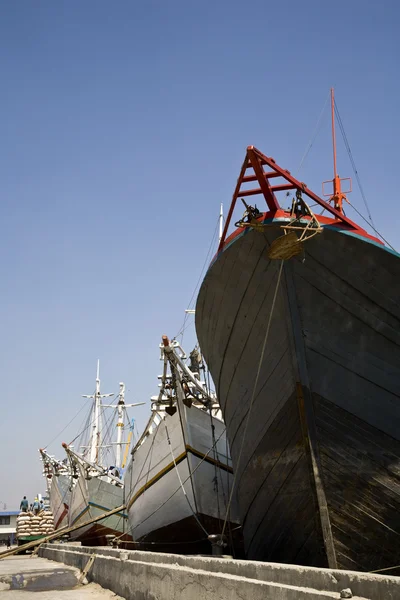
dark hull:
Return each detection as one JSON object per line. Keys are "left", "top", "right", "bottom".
{"left": 196, "top": 221, "right": 400, "bottom": 572}
{"left": 126, "top": 514, "right": 244, "bottom": 556}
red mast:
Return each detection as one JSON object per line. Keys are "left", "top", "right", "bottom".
{"left": 324, "top": 88, "right": 351, "bottom": 213}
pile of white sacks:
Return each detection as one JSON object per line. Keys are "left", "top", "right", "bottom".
{"left": 16, "top": 511, "right": 55, "bottom": 539}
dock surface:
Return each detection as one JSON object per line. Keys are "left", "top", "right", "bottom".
{"left": 0, "top": 554, "right": 124, "bottom": 599}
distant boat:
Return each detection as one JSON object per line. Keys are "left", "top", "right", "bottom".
{"left": 124, "top": 336, "right": 242, "bottom": 555}
{"left": 62, "top": 363, "right": 144, "bottom": 545}
{"left": 195, "top": 91, "right": 400, "bottom": 573}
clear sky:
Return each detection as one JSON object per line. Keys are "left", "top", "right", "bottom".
{"left": 0, "top": 1, "right": 398, "bottom": 509}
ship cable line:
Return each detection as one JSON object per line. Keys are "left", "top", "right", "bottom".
{"left": 332, "top": 99, "right": 396, "bottom": 251}
{"left": 297, "top": 91, "right": 396, "bottom": 252}
{"left": 176, "top": 213, "right": 221, "bottom": 344}
{"left": 333, "top": 100, "right": 375, "bottom": 227}
{"left": 221, "top": 260, "right": 285, "bottom": 540}
{"left": 298, "top": 91, "right": 331, "bottom": 173}
{"left": 43, "top": 396, "right": 90, "bottom": 450}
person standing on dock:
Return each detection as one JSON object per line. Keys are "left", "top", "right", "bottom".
{"left": 6, "top": 536, "right": 11, "bottom": 549}
{"left": 19, "top": 496, "right": 28, "bottom": 512}
{"left": 32, "top": 498, "right": 40, "bottom": 515}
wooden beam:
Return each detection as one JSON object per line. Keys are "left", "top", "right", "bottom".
{"left": 247, "top": 148, "right": 280, "bottom": 212}
{"left": 78, "top": 553, "right": 97, "bottom": 584}
{"left": 0, "top": 504, "right": 126, "bottom": 561}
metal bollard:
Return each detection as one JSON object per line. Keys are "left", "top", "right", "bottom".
{"left": 208, "top": 534, "right": 227, "bottom": 556}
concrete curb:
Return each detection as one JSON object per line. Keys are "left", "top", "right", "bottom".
{"left": 39, "top": 544, "right": 400, "bottom": 600}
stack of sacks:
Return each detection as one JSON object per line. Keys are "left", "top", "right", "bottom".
{"left": 16, "top": 512, "right": 32, "bottom": 539}
{"left": 16, "top": 510, "right": 56, "bottom": 538}
{"left": 29, "top": 515, "right": 41, "bottom": 536}
{"left": 38, "top": 511, "right": 55, "bottom": 535}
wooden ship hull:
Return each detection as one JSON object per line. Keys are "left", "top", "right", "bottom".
{"left": 124, "top": 336, "right": 242, "bottom": 555}
{"left": 39, "top": 449, "right": 72, "bottom": 532}
{"left": 68, "top": 467, "right": 129, "bottom": 545}
{"left": 195, "top": 145, "right": 400, "bottom": 573}
{"left": 50, "top": 474, "right": 71, "bottom": 531}
{"left": 125, "top": 400, "right": 241, "bottom": 555}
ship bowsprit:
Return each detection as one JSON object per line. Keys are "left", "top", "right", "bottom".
{"left": 195, "top": 219, "right": 400, "bottom": 573}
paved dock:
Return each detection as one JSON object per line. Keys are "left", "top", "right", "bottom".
{"left": 0, "top": 555, "right": 124, "bottom": 599}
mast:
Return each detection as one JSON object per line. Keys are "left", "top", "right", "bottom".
{"left": 329, "top": 88, "right": 347, "bottom": 213}
{"left": 82, "top": 361, "right": 114, "bottom": 465}
{"left": 94, "top": 361, "right": 101, "bottom": 464}
{"left": 103, "top": 385, "right": 145, "bottom": 470}
{"left": 218, "top": 203, "right": 224, "bottom": 243}
{"left": 116, "top": 383, "right": 125, "bottom": 469}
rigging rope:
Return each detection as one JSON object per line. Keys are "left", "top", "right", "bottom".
{"left": 175, "top": 214, "right": 220, "bottom": 343}
{"left": 296, "top": 94, "right": 396, "bottom": 252}
{"left": 68, "top": 395, "right": 116, "bottom": 446}
{"left": 209, "top": 411, "right": 221, "bottom": 526}
{"left": 44, "top": 400, "right": 89, "bottom": 450}
{"left": 298, "top": 91, "right": 330, "bottom": 172}
{"left": 346, "top": 199, "right": 397, "bottom": 253}
{"left": 333, "top": 101, "right": 375, "bottom": 228}
{"left": 221, "top": 259, "right": 284, "bottom": 539}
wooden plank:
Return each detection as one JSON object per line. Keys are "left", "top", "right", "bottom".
{"left": 321, "top": 455, "right": 400, "bottom": 523}
{"left": 235, "top": 390, "right": 301, "bottom": 505}
{"left": 316, "top": 396, "right": 400, "bottom": 469}
{"left": 78, "top": 553, "right": 97, "bottom": 584}
{"left": 0, "top": 504, "right": 126, "bottom": 560}
{"left": 319, "top": 429, "right": 400, "bottom": 496}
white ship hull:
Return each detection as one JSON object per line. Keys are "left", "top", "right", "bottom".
{"left": 49, "top": 474, "right": 71, "bottom": 530}
{"left": 68, "top": 465, "right": 128, "bottom": 545}
{"left": 125, "top": 402, "right": 241, "bottom": 554}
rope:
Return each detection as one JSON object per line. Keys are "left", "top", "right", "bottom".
{"left": 175, "top": 214, "right": 220, "bottom": 343}
{"left": 68, "top": 395, "right": 116, "bottom": 446}
{"left": 370, "top": 564, "right": 400, "bottom": 574}
{"left": 346, "top": 199, "right": 397, "bottom": 253}
{"left": 44, "top": 400, "right": 89, "bottom": 449}
{"left": 334, "top": 101, "right": 375, "bottom": 227}
{"left": 165, "top": 424, "right": 209, "bottom": 537}
{"left": 209, "top": 411, "right": 221, "bottom": 526}
{"left": 221, "top": 259, "right": 284, "bottom": 538}
{"left": 298, "top": 91, "right": 330, "bottom": 172}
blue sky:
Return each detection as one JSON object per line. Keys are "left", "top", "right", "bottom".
{"left": 0, "top": 0, "right": 398, "bottom": 509}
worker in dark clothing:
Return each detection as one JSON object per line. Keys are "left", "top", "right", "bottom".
{"left": 7, "top": 536, "right": 11, "bottom": 549}
{"left": 20, "top": 496, "right": 29, "bottom": 512}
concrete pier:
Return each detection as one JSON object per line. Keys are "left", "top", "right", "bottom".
{"left": 0, "top": 554, "right": 124, "bottom": 599}
{"left": 39, "top": 543, "right": 400, "bottom": 600}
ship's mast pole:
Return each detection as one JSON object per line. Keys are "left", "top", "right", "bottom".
{"left": 330, "top": 88, "right": 343, "bottom": 212}
{"left": 218, "top": 203, "right": 223, "bottom": 243}
{"left": 93, "top": 360, "right": 101, "bottom": 464}
{"left": 82, "top": 361, "right": 114, "bottom": 466}
{"left": 115, "top": 383, "right": 125, "bottom": 469}
{"left": 103, "top": 388, "right": 145, "bottom": 470}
